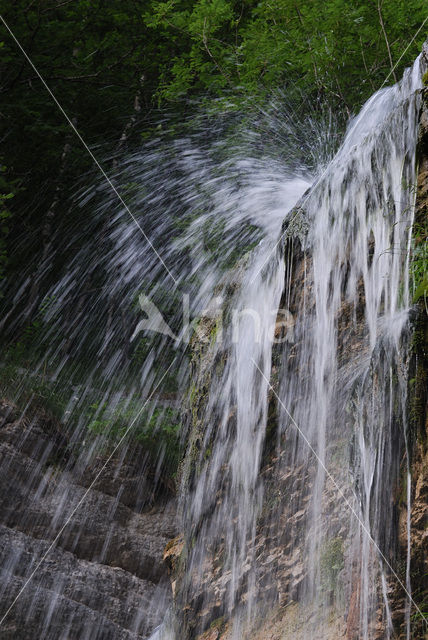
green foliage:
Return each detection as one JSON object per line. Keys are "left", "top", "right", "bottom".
{"left": 2, "top": 294, "right": 58, "bottom": 366}
{"left": 0, "top": 163, "right": 15, "bottom": 283}
{"left": 410, "top": 222, "right": 428, "bottom": 303}
{"left": 86, "top": 400, "right": 181, "bottom": 473}
{"left": 0, "top": 357, "right": 69, "bottom": 423}
{"left": 143, "top": 0, "right": 427, "bottom": 110}
{"left": 0, "top": 0, "right": 425, "bottom": 287}
{"left": 0, "top": 349, "right": 182, "bottom": 475}
{"left": 0, "top": 0, "right": 175, "bottom": 275}
{"left": 413, "top": 273, "right": 428, "bottom": 303}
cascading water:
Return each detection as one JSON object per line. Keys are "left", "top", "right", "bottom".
{"left": 271, "top": 56, "right": 423, "bottom": 639}
{"left": 153, "top": 54, "right": 426, "bottom": 640}
{"left": 0, "top": 44, "right": 426, "bottom": 640}
{"left": 0, "top": 102, "right": 317, "bottom": 639}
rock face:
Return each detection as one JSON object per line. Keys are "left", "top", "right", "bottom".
{"left": 166, "top": 49, "right": 428, "bottom": 640}
{"left": 0, "top": 399, "right": 177, "bottom": 639}
{"left": 174, "top": 238, "right": 360, "bottom": 639}
{"left": 397, "top": 72, "right": 428, "bottom": 640}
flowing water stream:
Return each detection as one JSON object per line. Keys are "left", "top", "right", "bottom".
{"left": 0, "top": 50, "right": 425, "bottom": 640}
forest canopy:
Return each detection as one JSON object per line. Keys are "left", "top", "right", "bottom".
{"left": 0, "top": 0, "right": 427, "bottom": 282}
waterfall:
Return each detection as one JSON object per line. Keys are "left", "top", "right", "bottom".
{"left": 0, "top": 45, "right": 426, "bottom": 640}
{"left": 286, "top": 58, "right": 422, "bottom": 638}
{"left": 161, "top": 55, "right": 424, "bottom": 639}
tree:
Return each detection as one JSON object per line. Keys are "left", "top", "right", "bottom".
{"left": 144, "top": 0, "right": 427, "bottom": 111}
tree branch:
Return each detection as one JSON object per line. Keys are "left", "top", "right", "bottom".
{"left": 377, "top": 0, "right": 397, "bottom": 83}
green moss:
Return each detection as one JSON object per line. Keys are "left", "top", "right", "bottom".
{"left": 408, "top": 298, "right": 428, "bottom": 448}
{"left": 320, "top": 537, "right": 344, "bottom": 594}
{"left": 210, "top": 616, "right": 225, "bottom": 630}
{"left": 410, "top": 219, "right": 427, "bottom": 302}
{"left": 398, "top": 467, "right": 409, "bottom": 507}
{"left": 423, "top": 70, "right": 428, "bottom": 87}
{"left": 86, "top": 401, "right": 181, "bottom": 473}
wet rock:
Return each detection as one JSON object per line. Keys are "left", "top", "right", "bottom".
{"left": 0, "top": 400, "right": 177, "bottom": 639}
